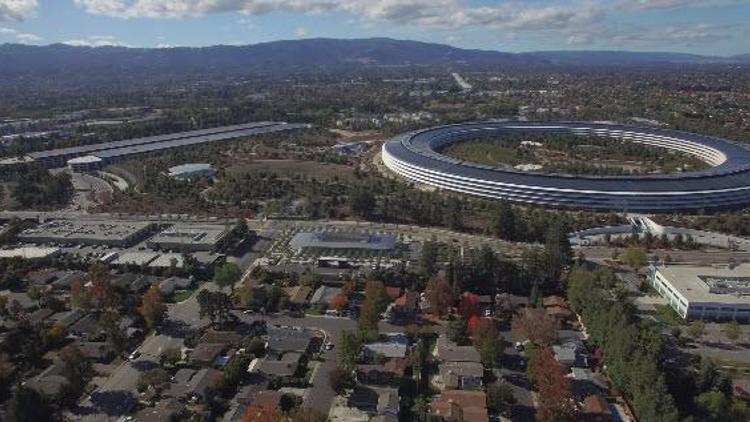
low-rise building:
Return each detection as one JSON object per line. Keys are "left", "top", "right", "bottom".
{"left": 364, "top": 333, "right": 410, "bottom": 360}
{"left": 648, "top": 263, "right": 750, "bottom": 321}
{"left": 435, "top": 335, "right": 481, "bottom": 363}
{"left": 147, "top": 223, "right": 230, "bottom": 252}
{"left": 430, "top": 390, "right": 489, "bottom": 422}
{"left": 167, "top": 163, "right": 215, "bottom": 180}
{"left": 19, "top": 219, "right": 154, "bottom": 247}
{"left": 438, "top": 361, "right": 484, "bottom": 390}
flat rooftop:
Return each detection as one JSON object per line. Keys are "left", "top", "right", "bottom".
{"left": 290, "top": 231, "right": 397, "bottom": 251}
{"left": 656, "top": 264, "right": 750, "bottom": 305}
{"left": 19, "top": 220, "right": 153, "bottom": 242}
{"left": 0, "top": 247, "right": 60, "bottom": 260}
{"left": 149, "top": 224, "right": 229, "bottom": 246}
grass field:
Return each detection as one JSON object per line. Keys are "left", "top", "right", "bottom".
{"left": 225, "top": 159, "right": 357, "bottom": 180}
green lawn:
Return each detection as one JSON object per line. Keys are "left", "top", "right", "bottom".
{"left": 172, "top": 289, "right": 195, "bottom": 303}
{"left": 654, "top": 304, "right": 682, "bottom": 326}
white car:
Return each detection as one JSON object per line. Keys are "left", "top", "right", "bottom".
{"left": 128, "top": 350, "right": 141, "bottom": 361}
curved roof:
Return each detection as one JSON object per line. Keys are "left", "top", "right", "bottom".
{"left": 384, "top": 121, "right": 750, "bottom": 193}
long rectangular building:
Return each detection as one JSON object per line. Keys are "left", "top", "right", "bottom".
{"left": 648, "top": 264, "right": 750, "bottom": 321}
{"left": 28, "top": 122, "right": 308, "bottom": 169}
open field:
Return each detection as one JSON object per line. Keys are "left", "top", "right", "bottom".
{"left": 225, "top": 159, "right": 357, "bottom": 181}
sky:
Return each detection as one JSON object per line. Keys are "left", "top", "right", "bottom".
{"left": 0, "top": 0, "right": 748, "bottom": 56}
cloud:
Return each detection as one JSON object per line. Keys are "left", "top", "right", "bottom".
{"left": 0, "top": 0, "right": 37, "bottom": 21}
{"left": 63, "top": 35, "right": 129, "bottom": 47}
{"left": 71, "top": 0, "right": 602, "bottom": 34}
{"left": 565, "top": 23, "right": 733, "bottom": 46}
{"left": 294, "top": 26, "right": 308, "bottom": 37}
{"left": 0, "top": 25, "right": 42, "bottom": 43}
{"left": 621, "top": 0, "right": 748, "bottom": 11}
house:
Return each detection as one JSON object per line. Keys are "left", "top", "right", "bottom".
{"left": 159, "top": 276, "right": 192, "bottom": 296}
{"left": 49, "top": 309, "right": 85, "bottom": 328}
{"left": 435, "top": 335, "right": 481, "bottom": 363}
{"left": 266, "top": 327, "right": 314, "bottom": 356}
{"left": 24, "top": 363, "right": 69, "bottom": 399}
{"left": 201, "top": 330, "right": 244, "bottom": 347}
{"left": 26, "top": 269, "right": 58, "bottom": 285}
{"left": 363, "top": 333, "right": 410, "bottom": 359}
{"left": 570, "top": 367, "right": 608, "bottom": 398}
{"left": 391, "top": 290, "right": 419, "bottom": 320}
{"left": 164, "top": 368, "right": 224, "bottom": 400}
{"left": 357, "top": 358, "right": 407, "bottom": 387}
{"left": 69, "top": 314, "right": 102, "bottom": 340}
{"left": 74, "top": 341, "right": 115, "bottom": 362}
{"left": 249, "top": 352, "right": 305, "bottom": 379}
{"left": 133, "top": 397, "right": 184, "bottom": 422}
{"left": 283, "top": 285, "right": 311, "bottom": 307}
{"left": 581, "top": 395, "right": 614, "bottom": 421}
{"left": 27, "top": 307, "right": 54, "bottom": 325}
{"left": 430, "top": 390, "right": 489, "bottom": 422}
{"left": 348, "top": 385, "right": 380, "bottom": 411}
{"left": 553, "top": 344, "right": 577, "bottom": 367}
{"left": 51, "top": 271, "right": 86, "bottom": 290}
{"left": 190, "top": 342, "right": 227, "bottom": 366}
{"left": 0, "top": 290, "right": 36, "bottom": 311}
{"left": 376, "top": 388, "right": 400, "bottom": 418}
{"left": 438, "top": 361, "right": 484, "bottom": 390}
{"left": 310, "top": 286, "right": 341, "bottom": 307}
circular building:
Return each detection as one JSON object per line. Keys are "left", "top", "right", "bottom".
{"left": 381, "top": 121, "right": 750, "bottom": 213}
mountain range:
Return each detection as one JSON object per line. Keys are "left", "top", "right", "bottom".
{"left": 1, "top": 38, "right": 747, "bottom": 88}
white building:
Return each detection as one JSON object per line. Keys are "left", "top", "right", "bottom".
{"left": 648, "top": 264, "right": 750, "bottom": 321}
{"left": 167, "top": 163, "right": 215, "bottom": 180}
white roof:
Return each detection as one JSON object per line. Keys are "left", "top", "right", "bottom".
{"left": 168, "top": 163, "right": 213, "bottom": 175}
{"left": 0, "top": 247, "right": 60, "bottom": 260}
{"left": 67, "top": 155, "right": 103, "bottom": 165}
{"left": 656, "top": 264, "right": 750, "bottom": 305}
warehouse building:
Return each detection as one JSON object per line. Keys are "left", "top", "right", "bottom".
{"left": 648, "top": 264, "right": 750, "bottom": 321}
{"left": 147, "top": 224, "right": 230, "bottom": 252}
{"left": 19, "top": 220, "right": 155, "bottom": 248}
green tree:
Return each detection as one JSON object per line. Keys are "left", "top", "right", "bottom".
{"left": 138, "top": 368, "right": 171, "bottom": 392}
{"left": 688, "top": 320, "right": 706, "bottom": 339}
{"left": 724, "top": 320, "right": 741, "bottom": 342}
{"left": 99, "top": 310, "right": 128, "bottom": 355}
{"left": 214, "top": 262, "right": 242, "bottom": 292}
{"left": 7, "top": 386, "right": 53, "bottom": 422}
{"left": 338, "top": 330, "right": 362, "bottom": 372}
{"left": 447, "top": 316, "right": 469, "bottom": 345}
{"left": 623, "top": 246, "right": 648, "bottom": 271}
{"left": 492, "top": 201, "right": 517, "bottom": 241}
{"left": 487, "top": 383, "right": 516, "bottom": 416}
{"left": 224, "top": 354, "right": 252, "bottom": 387}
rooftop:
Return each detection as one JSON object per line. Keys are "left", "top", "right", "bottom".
{"left": 655, "top": 264, "right": 750, "bottom": 305}
{"left": 149, "top": 223, "right": 229, "bottom": 247}
{"left": 290, "top": 231, "right": 397, "bottom": 251}
{"left": 0, "top": 247, "right": 60, "bottom": 260}
{"left": 168, "top": 163, "right": 214, "bottom": 176}
{"left": 19, "top": 219, "right": 153, "bottom": 243}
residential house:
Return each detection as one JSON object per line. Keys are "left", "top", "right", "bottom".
{"left": 133, "top": 398, "right": 184, "bottom": 422}
{"left": 391, "top": 290, "right": 419, "bottom": 320}
{"left": 283, "top": 285, "right": 311, "bottom": 308}
{"left": 74, "top": 341, "right": 115, "bottom": 363}
{"left": 356, "top": 358, "right": 407, "bottom": 387}
{"left": 164, "top": 368, "right": 224, "bottom": 400}
{"left": 363, "top": 333, "right": 410, "bottom": 360}
{"left": 266, "top": 327, "right": 314, "bottom": 357}
{"left": 28, "top": 307, "right": 54, "bottom": 325}
{"left": 249, "top": 352, "right": 305, "bottom": 380}
{"left": 430, "top": 390, "right": 489, "bottom": 422}
{"left": 159, "top": 276, "right": 192, "bottom": 296}
{"left": 581, "top": 395, "right": 614, "bottom": 422}
{"left": 190, "top": 342, "right": 227, "bottom": 366}
{"left": 69, "top": 314, "right": 102, "bottom": 340}
{"left": 310, "top": 286, "right": 341, "bottom": 308}
{"left": 438, "top": 361, "right": 484, "bottom": 390}
{"left": 49, "top": 309, "right": 84, "bottom": 329}
{"left": 435, "top": 335, "right": 481, "bottom": 363}
{"left": 23, "top": 363, "right": 69, "bottom": 399}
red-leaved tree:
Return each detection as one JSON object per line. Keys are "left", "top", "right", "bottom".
{"left": 459, "top": 293, "right": 480, "bottom": 319}
{"left": 529, "top": 347, "right": 575, "bottom": 422}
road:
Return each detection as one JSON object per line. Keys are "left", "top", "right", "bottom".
{"left": 579, "top": 246, "right": 750, "bottom": 264}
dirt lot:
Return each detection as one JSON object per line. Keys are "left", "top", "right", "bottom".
{"left": 225, "top": 159, "right": 357, "bottom": 180}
